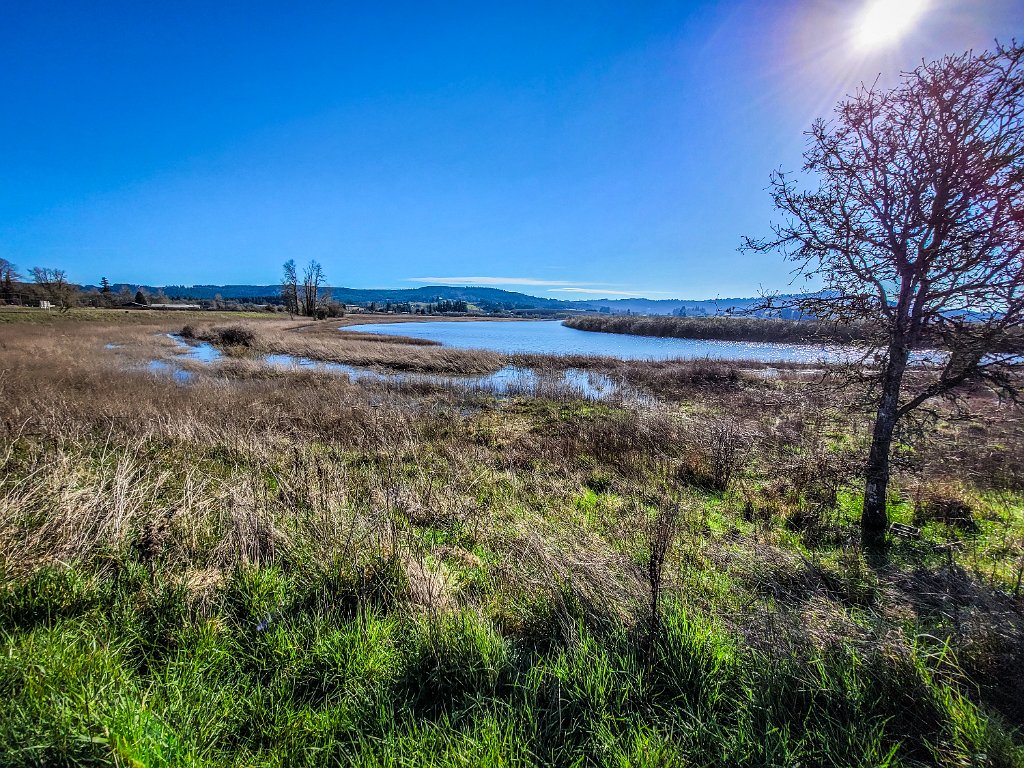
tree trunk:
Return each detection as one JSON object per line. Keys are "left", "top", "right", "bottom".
{"left": 862, "top": 340, "right": 910, "bottom": 538}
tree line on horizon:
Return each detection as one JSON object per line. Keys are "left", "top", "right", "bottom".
{"left": 0, "top": 258, "right": 488, "bottom": 317}
{"left": 1, "top": 262, "right": 89, "bottom": 310}
{"left": 0, "top": 261, "right": 294, "bottom": 312}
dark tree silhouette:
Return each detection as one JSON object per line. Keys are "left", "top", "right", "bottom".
{"left": 301, "top": 260, "right": 326, "bottom": 318}
{"left": 31, "top": 267, "right": 76, "bottom": 310}
{"left": 281, "top": 259, "right": 299, "bottom": 316}
{"left": 744, "top": 43, "right": 1024, "bottom": 539}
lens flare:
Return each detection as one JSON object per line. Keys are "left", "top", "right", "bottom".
{"left": 853, "top": 0, "right": 929, "bottom": 51}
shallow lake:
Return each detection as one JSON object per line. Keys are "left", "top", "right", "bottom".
{"left": 345, "top": 320, "right": 857, "bottom": 363}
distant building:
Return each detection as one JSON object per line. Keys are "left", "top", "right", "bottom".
{"left": 39, "top": 300, "right": 52, "bottom": 310}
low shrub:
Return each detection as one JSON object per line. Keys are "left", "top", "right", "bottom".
{"left": 216, "top": 325, "right": 256, "bottom": 347}
{"left": 913, "top": 482, "right": 980, "bottom": 533}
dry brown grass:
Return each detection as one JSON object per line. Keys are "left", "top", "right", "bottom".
{"left": 2, "top": 316, "right": 1021, "bottom": 617}
{"left": 0, "top": 320, "right": 685, "bottom": 643}
{"left": 184, "top": 319, "right": 508, "bottom": 374}
{"left": 563, "top": 313, "right": 872, "bottom": 344}
{"left": 5, "top": 306, "right": 1024, "bottom": 768}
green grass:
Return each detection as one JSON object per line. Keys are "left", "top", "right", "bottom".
{"left": 3, "top": 565, "right": 1020, "bottom": 767}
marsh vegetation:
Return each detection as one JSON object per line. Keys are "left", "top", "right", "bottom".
{"left": 563, "top": 314, "right": 872, "bottom": 345}
{"left": 2, "top": 310, "right": 1023, "bottom": 766}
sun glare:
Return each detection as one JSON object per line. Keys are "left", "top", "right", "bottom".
{"left": 853, "top": 0, "right": 929, "bottom": 52}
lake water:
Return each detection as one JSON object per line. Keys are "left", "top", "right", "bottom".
{"left": 345, "top": 320, "right": 856, "bottom": 363}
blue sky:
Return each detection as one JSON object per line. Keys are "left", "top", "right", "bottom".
{"left": 1, "top": 1, "right": 1018, "bottom": 299}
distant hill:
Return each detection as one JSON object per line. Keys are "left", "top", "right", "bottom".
{"left": 82, "top": 282, "right": 788, "bottom": 315}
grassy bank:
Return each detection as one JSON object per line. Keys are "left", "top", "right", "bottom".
{"left": 2, "top": 316, "right": 1024, "bottom": 766}
{"left": 563, "top": 314, "right": 871, "bottom": 345}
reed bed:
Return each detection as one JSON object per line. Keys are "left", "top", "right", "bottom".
{"left": 564, "top": 313, "right": 871, "bottom": 344}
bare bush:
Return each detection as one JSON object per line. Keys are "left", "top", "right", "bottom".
{"left": 645, "top": 501, "right": 679, "bottom": 648}
{"left": 215, "top": 325, "right": 256, "bottom": 347}
{"left": 677, "top": 417, "right": 750, "bottom": 492}
{"left": 912, "top": 481, "right": 980, "bottom": 533}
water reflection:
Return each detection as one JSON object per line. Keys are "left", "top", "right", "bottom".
{"left": 148, "top": 360, "right": 194, "bottom": 383}
{"left": 263, "top": 352, "right": 617, "bottom": 399}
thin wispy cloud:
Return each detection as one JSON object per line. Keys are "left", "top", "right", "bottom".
{"left": 406, "top": 276, "right": 593, "bottom": 287}
{"left": 548, "top": 287, "right": 676, "bottom": 296}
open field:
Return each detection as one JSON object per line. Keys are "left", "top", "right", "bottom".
{"left": 2, "top": 314, "right": 1024, "bottom": 766}
{"left": 0, "top": 306, "right": 283, "bottom": 325}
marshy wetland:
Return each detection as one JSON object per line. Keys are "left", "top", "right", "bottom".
{"left": 2, "top": 309, "right": 1024, "bottom": 766}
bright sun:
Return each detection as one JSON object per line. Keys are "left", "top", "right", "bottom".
{"left": 853, "top": 0, "right": 929, "bottom": 52}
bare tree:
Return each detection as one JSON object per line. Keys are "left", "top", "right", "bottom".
{"left": 744, "top": 43, "right": 1024, "bottom": 539}
{"left": 301, "top": 260, "right": 326, "bottom": 318}
{"left": 30, "top": 267, "right": 76, "bottom": 310}
{"left": 281, "top": 259, "right": 299, "bottom": 316}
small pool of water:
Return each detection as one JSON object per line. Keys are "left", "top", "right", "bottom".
{"left": 168, "top": 334, "right": 223, "bottom": 362}
{"left": 343, "top": 320, "right": 860, "bottom": 363}
{"left": 148, "top": 360, "right": 194, "bottom": 383}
